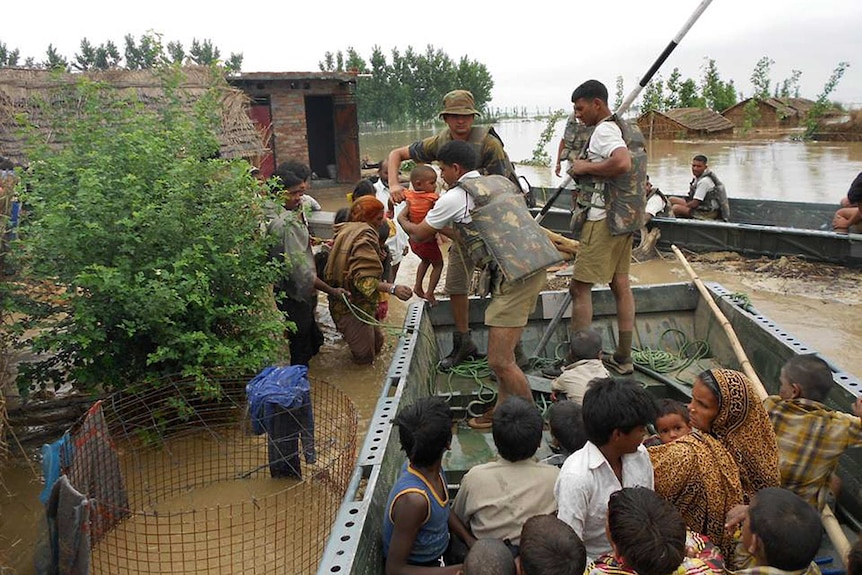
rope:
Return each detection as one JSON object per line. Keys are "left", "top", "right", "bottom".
{"left": 439, "top": 358, "right": 497, "bottom": 418}
{"left": 631, "top": 328, "right": 710, "bottom": 384}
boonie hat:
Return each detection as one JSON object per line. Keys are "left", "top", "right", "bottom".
{"left": 438, "top": 90, "right": 480, "bottom": 118}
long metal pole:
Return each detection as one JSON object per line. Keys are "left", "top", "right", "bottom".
{"left": 533, "top": 0, "right": 715, "bottom": 358}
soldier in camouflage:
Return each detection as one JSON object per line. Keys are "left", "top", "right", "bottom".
{"left": 387, "top": 90, "right": 518, "bottom": 370}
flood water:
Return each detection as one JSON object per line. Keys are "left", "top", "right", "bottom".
{"left": 2, "top": 121, "right": 862, "bottom": 573}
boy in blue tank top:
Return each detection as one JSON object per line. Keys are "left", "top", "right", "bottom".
{"left": 382, "top": 397, "right": 475, "bottom": 574}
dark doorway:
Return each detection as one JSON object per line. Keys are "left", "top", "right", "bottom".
{"left": 305, "top": 96, "right": 336, "bottom": 180}
{"left": 248, "top": 96, "right": 275, "bottom": 179}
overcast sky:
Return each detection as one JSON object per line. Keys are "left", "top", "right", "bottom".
{"left": 5, "top": 0, "right": 860, "bottom": 113}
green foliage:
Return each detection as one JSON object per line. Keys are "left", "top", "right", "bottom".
{"left": 73, "top": 38, "right": 122, "bottom": 71}
{"left": 0, "top": 41, "right": 21, "bottom": 67}
{"left": 43, "top": 44, "right": 68, "bottom": 71}
{"left": 750, "top": 56, "right": 774, "bottom": 99}
{"left": 640, "top": 74, "right": 665, "bottom": 113}
{"left": 700, "top": 58, "right": 736, "bottom": 111}
{"left": 319, "top": 45, "right": 494, "bottom": 124}
{"left": 10, "top": 67, "right": 284, "bottom": 396}
{"left": 522, "top": 109, "right": 566, "bottom": 166}
{"left": 664, "top": 68, "right": 682, "bottom": 109}
{"left": 777, "top": 69, "right": 802, "bottom": 98}
{"left": 804, "top": 61, "right": 850, "bottom": 140}
{"left": 741, "top": 99, "right": 761, "bottom": 135}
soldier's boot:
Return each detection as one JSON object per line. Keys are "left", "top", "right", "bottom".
{"left": 439, "top": 330, "right": 479, "bottom": 371}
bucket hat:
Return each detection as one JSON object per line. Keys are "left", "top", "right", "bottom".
{"left": 438, "top": 90, "right": 480, "bottom": 118}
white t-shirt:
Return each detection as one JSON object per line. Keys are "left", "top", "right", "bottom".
{"left": 645, "top": 193, "right": 667, "bottom": 217}
{"left": 374, "top": 179, "right": 408, "bottom": 265}
{"left": 691, "top": 174, "right": 716, "bottom": 202}
{"left": 423, "top": 171, "right": 481, "bottom": 229}
{"left": 585, "top": 121, "right": 627, "bottom": 221}
{"left": 554, "top": 441, "right": 654, "bottom": 561}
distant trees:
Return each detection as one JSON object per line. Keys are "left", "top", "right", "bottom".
{"left": 0, "top": 33, "right": 243, "bottom": 73}
{"left": 319, "top": 45, "right": 494, "bottom": 124}
{"left": 637, "top": 57, "right": 736, "bottom": 115}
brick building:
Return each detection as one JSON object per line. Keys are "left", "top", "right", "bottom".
{"left": 229, "top": 71, "right": 361, "bottom": 183}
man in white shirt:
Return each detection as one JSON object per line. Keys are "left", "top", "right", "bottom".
{"left": 554, "top": 377, "right": 657, "bottom": 561}
{"left": 568, "top": 80, "right": 637, "bottom": 377}
{"left": 398, "top": 141, "right": 546, "bottom": 429}
{"left": 669, "top": 154, "right": 722, "bottom": 219}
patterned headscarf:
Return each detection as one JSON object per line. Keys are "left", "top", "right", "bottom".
{"left": 705, "top": 368, "right": 781, "bottom": 500}
{"left": 349, "top": 195, "right": 385, "bottom": 224}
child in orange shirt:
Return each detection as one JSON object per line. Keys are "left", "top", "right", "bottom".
{"left": 405, "top": 165, "right": 444, "bottom": 305}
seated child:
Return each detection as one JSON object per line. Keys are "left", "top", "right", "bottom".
{"left": 461, "top": 539, "right": 515, "bottom": 575}
{"left": 383, "top": 397, "right": 474, "bottom": 574}
{"left": 587, "top": 487, "right": 724, "bottom": 575}
{"left": 517, "top": 514, "right": 586, "bottom": 575}
{"left": 452, "top": 396, "right": 558, "bottom": 546}
{"left": 725, "top": 487, "right": 822, "bottom": 575}
{"left": 404, "top": 165, "right": 444, "bottom": 305}
{"left": 644, "top": 398, "right": 692, "bottom": 446}
{"left": 763, "top": 354, "right": 862, "bottom": 509}
{"left": 555, "top": 377, "right": 657, "bottom": 560}
{"left": 541, "top": 400, "right": 587, "bottom": 467}
{"left": 550, "top": 328, "right": 610, "bottom": 404}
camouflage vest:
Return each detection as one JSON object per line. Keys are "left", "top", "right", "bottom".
{"left": 459, "top": 175, "right": 563, "bottom": 283}
{"left": 689, "top": 171, "right": 731, "bottom": 221}
{"left": 466, "top": 126, "right": 535, "bottom": 207}
{"left": 575, "top": 115, "right": 647, "bottom": 236}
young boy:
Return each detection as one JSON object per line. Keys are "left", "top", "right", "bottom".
{"left": 763, "top": 354, "right": 862, "bottom": 509}
{"left": 452, "top": 396, "right": 559, "bottom": 546}
{"left": 404, "top": 165, "right": 444, "bottom": 305}
{"left": 460, "top": 539, "right": 515, "bottom": 575}
{"left": 548, "top": 329, "right": 609, "bottom": 403}
{"left": 518, "top": 514, "right": 587, "bottom": 575}
{"left": 383, "top": 397, "right": 474, "bottom": 574}
{"left": 654, "top": 399, "right": 692, "bottom": 444}
{"left": 555, "top": 377, "right": 657, "bottom": 560}
{"left": 725, "top": 487, "right": 822, "bottom": 575}
{"left": 541, "top": 400, "right": 587, "bottom": 467}
{"left": 587, "top": 487, "right": 723, "bottom": 575}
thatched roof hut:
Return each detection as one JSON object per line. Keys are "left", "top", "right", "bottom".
{"left": 721, "top": 97, "right": 818, "bottom": 130}
{"left": 637, "top": 107, "right": 734, "bottom": 140}
{"left": 0, "top": 66, "right": 267, "bottom": 166}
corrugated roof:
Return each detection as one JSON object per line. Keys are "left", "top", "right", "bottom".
{"left": 652, "top": 108, "right": 734, "bottom": 132}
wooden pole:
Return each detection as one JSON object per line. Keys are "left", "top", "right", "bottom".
{"left": 670, "top": 244, "right": 852, "bottom": 563}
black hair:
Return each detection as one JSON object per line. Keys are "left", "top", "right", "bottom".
{"left": 463, "top": 539, "right": 516, "bottom": 575}
{"left": 608, "top": 487, "right": 686, "bottom": 575}
{"left": 569, "top": 328, "right": 602, "bottom": 361}
{"left": 656, "top": 398, "right": 690, "bottom": 423}
{"left": 394, "top": 397, "right": 453, "bottom": 468}
{"left": 491, "top": 396, "right": 543, "bottom": 462}
{"left": 698, "top": 369, "right": 722, "bottom": 409}
{"left": 410, "top": 164, "right": 437, "bottom": 185}
{"left": 279, "top": 159, "right": 312, "bottom": 182}
{"left": 437, "top": 140, "right": 479, "bottom": 172}
{"left": 848, "top": 535, "right": 862, "bottom": 575}
{"left": 749, "top": 487, "right": 822, "bottom": 571}
{"left": 571, "top": 80, "right": 608, "bottom": 104}
{"left": 781, "top": 354, "right": 834, "bottom": 402}
{"left": 692, "top": 154, "right": 709, "bottom": 164}
{"left": 273, "top": 161, "right": 306, "bottom": 190}
{"left": 352, "top": 178, "right": 376, "bottom": 200}
{"left": 547, "top": 401, "right": 587, "bottom": 455}
{"left": 519, "top": 514, "right": 586, "bottom": 575}
{"left": 334, "top": 207, "right": 351, "bottom": 225}
{"left": 848, "top": 172, "right": 862, "bottom": 205}
{"left": 582, "top": 378, "right": 658, "bottom": 446}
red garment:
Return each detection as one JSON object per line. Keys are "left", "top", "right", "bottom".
{"left": 409, "top": 238, "right": 443, "bottom": 263}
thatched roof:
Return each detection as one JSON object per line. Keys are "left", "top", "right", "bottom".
{"left": 0, "top": 66, "right": 267, "bottom": 166}
{"left": 721, "top": 97, "right": 796, "bottom": 118}
{"left": 638, "top": 108, "right": 734, "bottom": 133}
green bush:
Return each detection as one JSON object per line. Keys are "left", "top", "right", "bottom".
{"left": 10, "top": 69, "right": 284, "bottom": 396}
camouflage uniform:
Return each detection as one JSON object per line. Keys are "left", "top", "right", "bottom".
{"left": 408, "top": 126, "right": 515, "bottom": 180}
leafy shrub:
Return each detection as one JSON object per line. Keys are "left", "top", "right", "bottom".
{"left": 10, "top": 68, "right": 284, "bottom": 396}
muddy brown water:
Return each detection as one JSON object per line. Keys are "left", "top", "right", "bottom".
{"left": 3, "top": 127, "right": 862, "bottom": 573}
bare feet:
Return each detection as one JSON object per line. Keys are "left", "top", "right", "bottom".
{"left": 413, "top": 284, "right": 426, "bottom": 300}
{"left": 426, "top": 292, "right": 438, "bottom": 307}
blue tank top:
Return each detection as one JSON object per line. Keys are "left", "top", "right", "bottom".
{"left": 382, "top": 462, "right": 450, "bottom": 564}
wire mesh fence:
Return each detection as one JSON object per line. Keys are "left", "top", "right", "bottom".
{"left": 50, "top": 373, "right": 357, "bottom": 574}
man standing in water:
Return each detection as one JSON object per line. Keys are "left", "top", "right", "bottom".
{"left": 387, "top": 90, "right": 517, "bottom": 370}
{"left": 567, "top": 80, "right": 639, "bottom": 376}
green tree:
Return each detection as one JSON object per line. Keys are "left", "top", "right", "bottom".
{"left": 700, "top": 58, "right": 735, "bottom": 111}
{"left": 804, "top": 61, "right": 850, "bottom": 139}
{"left": 124, "top": 32, "right": 165, "bottom": 70}
{"left": 664, "top": 68, "right": 682, "bottom": 109}
{"left": 167, "top": 41, "right": 186, "bottom": 64}
{"left": 11, "top": 67, "right": 283, "bottom": 395}
{"left": 0, "top": 41, "right": 21, "bottom": 67}
{"left": 678, "top": 78, "right": 704, "bottom": 108}
{"left": 750, "top": 56, "right": 774, "bottom": 99}
{"left": 73, "top": 38, "right": 121, "bottom": 71}
{"left": 640, "top": 74, "right": 665, "bottom": 113}
{"left": 43, "top": 44, "right": 69, "bottom": 71}
{"left": 778, "top": 69, "right": 802, "bottom": 98}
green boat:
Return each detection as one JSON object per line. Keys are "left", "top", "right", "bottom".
{"left": 316, "top": 282, "right": 861, "bottom": 575}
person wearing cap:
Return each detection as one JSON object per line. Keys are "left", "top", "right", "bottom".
{"left": 386, "top": 89, "right": 517, "bottom": 370}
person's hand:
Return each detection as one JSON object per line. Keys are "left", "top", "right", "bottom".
{"left": 331, "top": 287, "right": 350, "bottom": 301}
{"left": 724, "top": 504, "right": 749, "bottom": 533}
{"left": 852, "top": 396, "right": 862, "bottom": 418}
{"left": 833, "top": 213, "right": 850, "bottom": 230}
{"left": 392, "top": 284, "right": 413, "bottom": 301}
{"left": 570, "top": 159, "right": 590, "bottom": 176}
{"left": 554, "top": 161, "right": 562, "bottom": 177}
{"left": 389, "top": 184, "right": 406, "bottom": 203}
{"left": 397, "top": 200, "right": 412, "bottom": 225}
